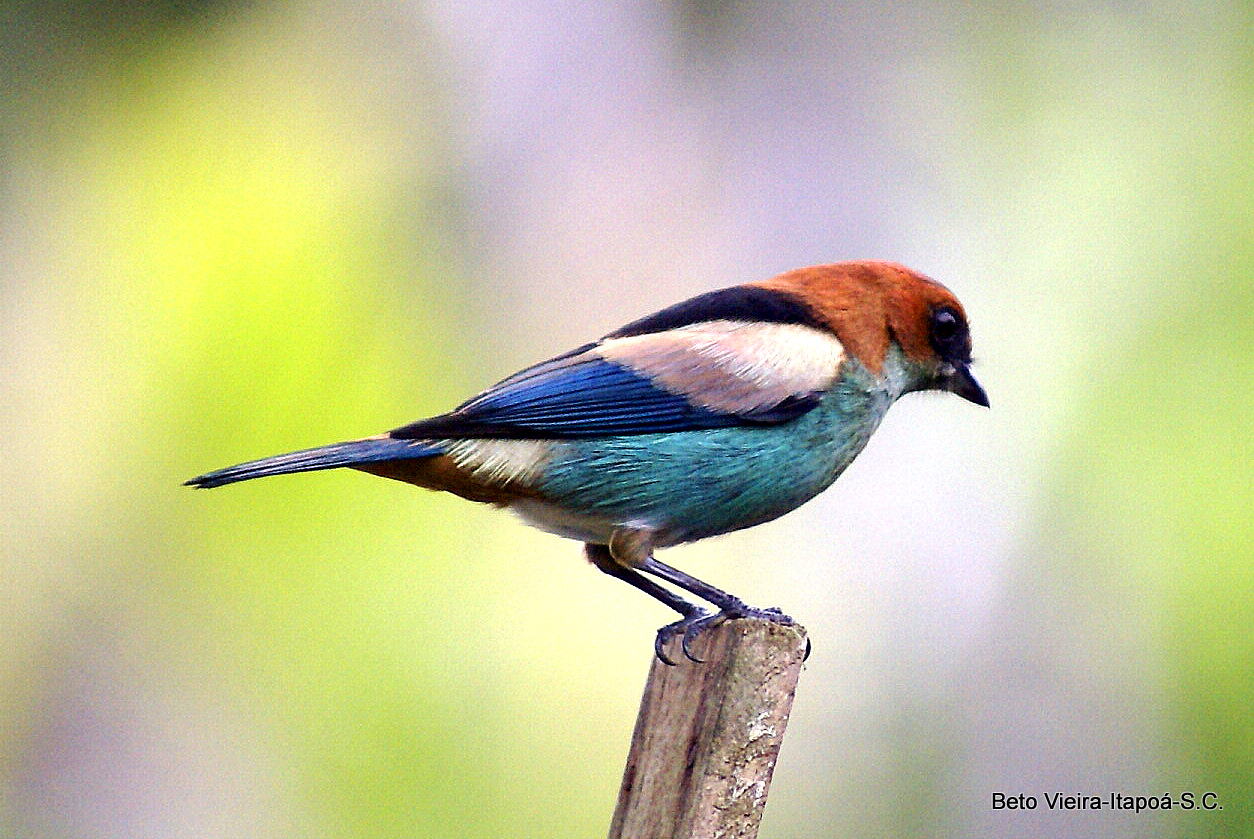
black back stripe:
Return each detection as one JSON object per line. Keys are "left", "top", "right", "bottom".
{"left": 605, "top": 285, "right": 825, "bottom": 338}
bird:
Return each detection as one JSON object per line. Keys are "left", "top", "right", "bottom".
{"left": 186, "top": 261, "right": 987, "bottom": 663}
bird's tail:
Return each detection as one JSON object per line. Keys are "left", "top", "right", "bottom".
{"left": 185, "top": 436, "right": 442, "bottom": 489}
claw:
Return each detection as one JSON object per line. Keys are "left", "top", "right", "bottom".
{"left": 654, "top": 612, "right": 710, "bottom": 665}
{"left": 653, "top": 621, "right": 683, "bottom": 666}
{"left": 680, "top": 612, "right": 729, "bottom": 662}
{"left": 652, "top": 605, "right": 801, "bottom": 665}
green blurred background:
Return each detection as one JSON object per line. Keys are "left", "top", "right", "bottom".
{"left": 2, "top": 1, "right": 1251, "bottom": 837}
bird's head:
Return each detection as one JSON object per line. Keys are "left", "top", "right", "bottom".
{"left": 754, "top": 261, "right": 989, "bottom": 407}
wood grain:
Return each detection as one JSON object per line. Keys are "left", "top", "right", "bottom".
{"left": 609, "top": 618, "right": 808, "bottom": 839}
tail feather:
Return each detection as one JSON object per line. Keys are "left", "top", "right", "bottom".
{"left": 185, "top": 437, "right": 442, "bottom": 489}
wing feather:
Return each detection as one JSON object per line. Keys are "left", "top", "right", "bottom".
{"left": 390, "top": 320, "right": 844, "bottom": 440}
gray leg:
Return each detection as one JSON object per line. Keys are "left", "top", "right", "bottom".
{"left": 603, "top": 528, "right": 800, "bottom": 664}
{"left": 585, "top": 542, "right": 707, "bottom": 665}
{"left": 585, "top": 543, "right": 703, "bottom": 617}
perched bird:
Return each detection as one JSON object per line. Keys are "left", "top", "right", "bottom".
{"left": 187, "top": 261, "right": 987, "bottom": 663}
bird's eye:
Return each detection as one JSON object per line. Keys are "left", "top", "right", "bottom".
{"left": 930, "top": 307, "right": 961, "bottom": 341}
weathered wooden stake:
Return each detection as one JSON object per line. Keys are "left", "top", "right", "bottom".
{"left": 609, "top": 618, "right": 808, "bottom": 839}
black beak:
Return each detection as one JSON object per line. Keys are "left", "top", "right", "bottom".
{"left": 950, "top": 363, "right": 989, "bottom": 408}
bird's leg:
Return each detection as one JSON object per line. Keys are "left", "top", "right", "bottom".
{"left": 585, "top": 542, "right": 706, "bottom": 665}
{"left": 585, "top": 541, "right": 703, "bottom": 620}
{"left": 606, "top": 528, "right": 798, "bottom": 664}
{"left": 636, "top": 555, "right": 800, "bottom": 662}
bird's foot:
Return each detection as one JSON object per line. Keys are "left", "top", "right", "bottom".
{"left": 653, "top": 604, "right": 802, "bottom": 665}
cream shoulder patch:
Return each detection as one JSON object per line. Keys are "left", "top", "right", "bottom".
{"left": 595, "top": 320, "right": 845, "bottom": 414}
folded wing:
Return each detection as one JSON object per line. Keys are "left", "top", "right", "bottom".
{"left": 390, "top": 320, "right": 845, "bottom": 440}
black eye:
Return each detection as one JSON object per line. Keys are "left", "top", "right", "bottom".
{"left": 931, "top": 307, "right": 961, "bottom": 342}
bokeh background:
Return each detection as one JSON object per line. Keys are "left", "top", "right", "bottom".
{"left": 3, "top": 1, "right": 1252, "bottom": 837}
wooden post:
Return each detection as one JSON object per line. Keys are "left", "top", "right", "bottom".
{"left": 609, "top": 618, "right": 808, "bottom": 839}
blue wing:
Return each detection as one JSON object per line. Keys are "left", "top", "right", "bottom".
{"left": 389, "top": 315, "right": 846, "bottom": 441}
{"left": 390, "top": 352, "right": 793, "bottom": 439}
